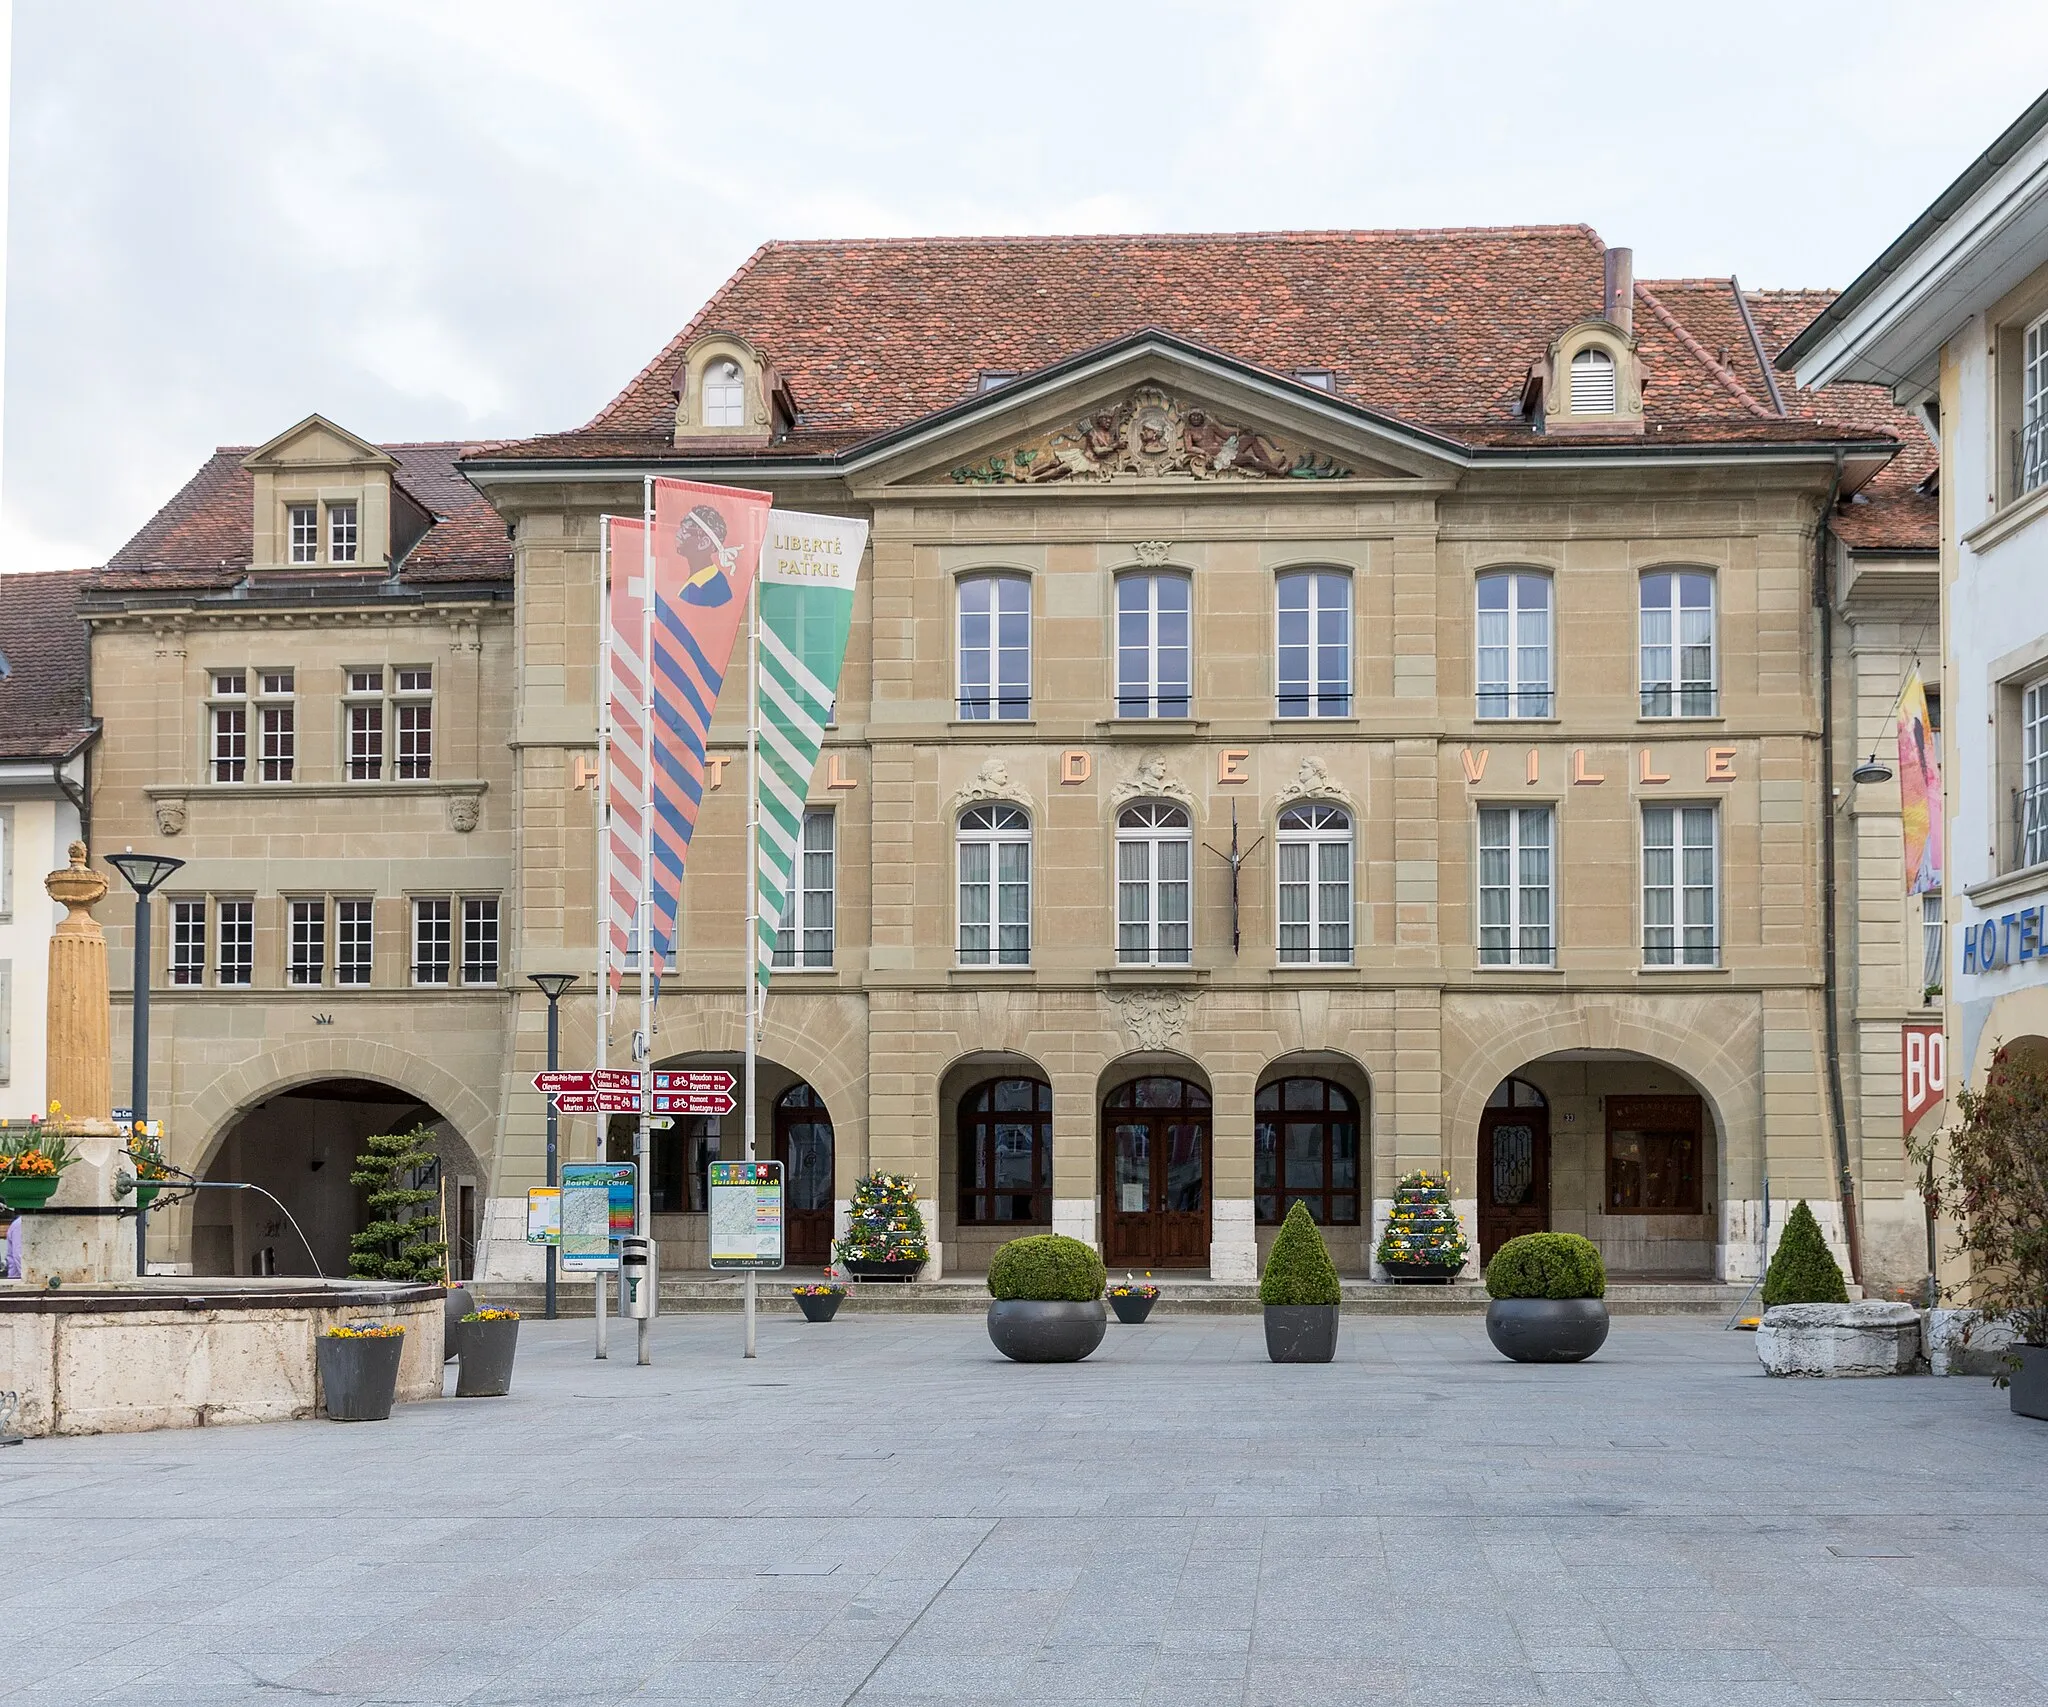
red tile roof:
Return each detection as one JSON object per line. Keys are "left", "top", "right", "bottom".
{"left": 0, "top": 569, "right": 98, "bottom": 761}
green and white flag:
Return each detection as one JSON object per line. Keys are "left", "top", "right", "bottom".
{"left": 753, "top": 510, "right": 868, "bottom": 1003}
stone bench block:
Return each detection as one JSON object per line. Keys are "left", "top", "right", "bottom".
{"left": 1926, "top": 1308, "right": 2019, "bottom": 1377}
{"left": 1757, "top": 1302, "right": 1921, "bottom": 1377}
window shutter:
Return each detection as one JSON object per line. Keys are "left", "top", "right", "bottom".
{"left": 1569, "top": 348, "right": 1617, "bottom": 414}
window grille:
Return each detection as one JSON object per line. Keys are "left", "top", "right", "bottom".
{"left": 1116, "top": 802, "right": 1192, "bottom": 964}
{"left": 328, "top": 501, "right": 358, "bottom": 564}
{"left": 1254, "top": 1077, "right": 1360, "bottom": 1225}
{"left": 957, "top": 1078, "right": 1053, "bottom": 1224}
{"left": 1116, "top": 572, "right": 1192, "bottom": 717}
{"left": 958, "top": 803, "right": 1030, "bottom": 965}
{"left": 217, "top": 900, "right": 254, "bottom": 986}
{"left": 211, "top": 705, "right": 247, "bottom": 783}
{"left": 170, "top": 900, "right": 206, "bottom": 986}
{"left": 957, "top": 574, "right": 1031, "bottom": 719}
{"left": 704, "top": 360, "right": 746, "bottom": 428}
{"left": 1476, "top": 571, "right": 1554, "bottom": 717}
{"left": 1275, "top": 570, "right": 1351, "bottom": 717}
{"left": 1640, "top": 571, "right": 1716, "bottom": 716}
{"left": 337, "top": 899, "right": 374, "bottom": 986}
{"left": 288, "top": 900, "right": 326, "bottom": 986}
{"left": 1642, "top": 805, "right": 1718, "bottom": 966}
{"left": 413, "top": 898, "right": 452, "bottom": 985}
{"left": 348, "top": 702, "right": 384, "bottom": 780}
{"left": 288, "top": 504, "right": 318, "bottom": 563}
{"left": 1276, "top": 804, "right": 1352, "bottom": 964}
{"left": 2024, "top": 680, "right": 2048, "bottom": 870}
{"left": 1478, "top": 807, "right": 1554, "bottom": 966}
{"left": 2023, "top": 313, "right": 2048, "bottom": 497}
{"left": 461, "top": 897, "right": 499, "bottom": 985}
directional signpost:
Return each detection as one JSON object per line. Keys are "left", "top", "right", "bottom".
{"left": 533, "top": 1068, "right": 737, "bottom": 1118}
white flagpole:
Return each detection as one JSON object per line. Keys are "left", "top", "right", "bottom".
{"left": 596, "top": 519, "right": 611, "bottom": 1078}
{"left": 636, "top": 477, "right": 655, "bottom": 1367}
{"left": 743, "top": 569, "right": 760, "bottom": 1360}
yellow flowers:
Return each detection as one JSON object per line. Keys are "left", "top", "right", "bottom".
{"left": 458, "top": 1308, "right": 519, "bottom": 1322}
{"left": 325, "top": 1321, "right": 406, "bottom": 1339}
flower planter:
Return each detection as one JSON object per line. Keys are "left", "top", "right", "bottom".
{"left": 454, "top": 1317, "right": 519, "bottom": 1397}
{"left": 844, "top": 1257, "right": 923, "bottom": 1283}
{"left": 1109, "top": 1292, "right": 1157, "bottom": 1324}
{"left": 0, "top": 1176, "right": 60, "bottom": 1212}
{"left": 2009, "top": 1343, "right": 2048, "bottom": 1420}
{"left": 796, "top": 1291, "right": 844, "bottom": 1323}
{"left": 317, "top": 1332, "right": 404, "bottom": 1421}
{"left": 1381, "top": 1259, "right": 1460, "bottom": 1285}
{"left": 1485, "top": 1298, "right": 1609, "bottom": 1363}
{"left": 986, "top": 1299, "right": 1106, "bottom": 1362}
{"left": 1263, "top": 1304, "right": 1340, "bottom": 1363}
{"left": 133, "top": 1182, "right": 162, "bottom": 1210}
{"left": 443, "top": 1287, "right": 474, "bottom": 1362}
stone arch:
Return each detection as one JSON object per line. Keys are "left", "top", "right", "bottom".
{"left": 939, "top": 1049, "right": 1057, "bottom": 1267}
{"left": 1097, "top": 1048, "right": 1211, "bottom": 1104}
{"left": 646, "top": 1002, "right": 865, "bottom": 1140}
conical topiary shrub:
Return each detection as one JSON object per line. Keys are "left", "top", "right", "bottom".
{"left": 1762, "top": 1200, "right": 1849, "bottom": 1307}
{"left": 1260, "top": 1201, "right": 1341, "bottom": 1306}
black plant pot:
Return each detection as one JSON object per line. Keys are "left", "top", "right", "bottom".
{"left": 1109, "top": 1293, "right": 1157, "bottom": 1324}
{"left": 1485, "top": 1297, "right": 1609, "bottom": 1363}
{"left": 443, "top": 1287, "right": 473, "bottom": 1362}
{"left": 2011, "top": 1343, "right": 2048, "bottom": 1420}
{"left": 987, "top": 1299, "right": 1107, "bottom": 1363}
{"left": 1264, "top": 1304, "right": 1340, "bottom": 1363}
{"left": 844, "top": 1257, "right": 923, "bottom": 1283}
{"left": 796, "top": 1292, "right": 844, "bottom": 1323}
{"left": 454, "top": 1318, "right": 519, "bottom": 1397}
{"left": 317, "top": 1333, "right": 404, "bottom": 1422}
{"left": 1381, "top": 1260, "right": 1460, "bottom": 1285}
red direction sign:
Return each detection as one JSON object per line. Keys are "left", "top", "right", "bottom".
{"left": 537, "top": 1067, "right": 738, "bottom": 1117}
{"left": 653, "top": 1070, "right": 736, "bottom": 1095}
{"left": 654, "top": 1091, "right": 738, "bottom": 1115}
{"left": 550, "top": 1091, "right": 648, "bottom": 1114}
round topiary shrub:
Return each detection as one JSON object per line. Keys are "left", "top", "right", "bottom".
{"left": 1761, "top": 1200, "right": 1849, "bottom": 1307}
{"left": 988, "top": 1234, "right": 1106, "bottom": 1302}
{"left": 1484, "top": 1232, "right": 1607, "bottom": 1300}
{"left": 1260, "top": 1201, "right": 1341, "bottom": 1306}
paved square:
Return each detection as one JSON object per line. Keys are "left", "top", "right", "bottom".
{"left": 1, "top": 1313, "right": 2043, "bottom": 1706}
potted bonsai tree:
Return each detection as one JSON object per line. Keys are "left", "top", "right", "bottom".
{"left": 1914, "top": 1048, "right": 2048, "bottom": 1418}
{"left": 792, "top": 1281, "right": 846, "bottom": 1322}
{"left": 317, "top": 1321, "right": 406, "bottom": 1421}
{"left": 985, "top": 1233, "right": 1107, "bottom": 1362}
{"left": 1484, "top": 1232, "right": 1608, "bottom": 1362}
{"left": 1107, "top": 1275, "right": 1160, "bottom": 1324}
{"left": 1375, "top": 1170, "right": 1469, "bottom": 1282}
{"left": 835, "top": 1173, "right": 930, "bottom": 1281}
{"left": 1261, "top": 1201, "right": 1341, "bottom": 1363}
{"left": 348, "top": 1125, "right": 449, "bottom": 1282}
{"left": 454, "top": 1307, "right": 520, "bottom": 1397}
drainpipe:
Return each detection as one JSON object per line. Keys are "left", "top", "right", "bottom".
{"left": 1814, "top": 453, "right": 1865, "bottom": 1286}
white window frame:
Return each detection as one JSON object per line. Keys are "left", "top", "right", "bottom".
{"left": 1478, "top": 806, "right": 1555, "bottom": 968}
{"left": 210, "top": 672, "right": 248, "bottom": 783}
{"left": 336, "top": 898, "right": 375, "bottom": 987}
{"left": 170, "top": 898, "right": 207, "bottom": 986}
{"left": 328, "top": 501, "right": 359, "bottom": 564}
{"left": 257, "top": 670, "right": 295, "bottom": 782}
{"left": 1116, "top": 802, "right": 1192, "bottom": 965}
{"left": 772, "top": 810, "right": 835, "bottom": 971}
{"left": 395, "top": 666, "right": 434, "bottom": 780}
{"left": 2023, "top": 676, "right": 2048, "bottom": 870}
{"left": 2023, "top": 310, "right": 2048, "bottom": 497}
{"left": 287, "top": 504, "right": 318, "bottom": 564}
{"left": 1475, "top": 570, "right": 1554, "bottom": 719}
{"left": 1641, "top": 804, "right": 1719, "bottom": 969}
{"left": 1276, "top": 804, "right": 1353, "bottom": 965}
{"left": 956, "top": 574, "right": 1032, "bottom": 721}
{"left": 216, "top": 899, "right": 254, "bottom": 987}
{"left": 1922, "top": 891, "right": 1944, "bottom": 1000}
{"left": 412, "top": 898, "right": 452, "bottom": 987}
{"left": 957, "top": 803, "right": 1031, "bottom": 966}
{"left": 1115, "top": 572, "right": 1192, "bottom": 719}
{"left": 1569, "top": 347, "right": 1617, "bottom": 413}
{"left": 345, "top": 667, "right": 384, "bottom": 780}
{"left": 703, "top": 359, "right": 746, "bottom": 429}
{"left": 1274, "top": 569, "right": 1352, "bottom": 719}
{"left": 1639, "top": 571, "right": 1717, "bottom": 718}
{"left": 287, "top": 899, "right": 326, "bottom": 986}
{"left": 461, "top": 897, "right": 500, "bottom": 987}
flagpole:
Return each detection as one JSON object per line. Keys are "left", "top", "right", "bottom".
{"left": 636, "top": 477, "right": 655, "bottom": 1368}
{"left": 596, "top": 517, "right": 611, "bottom": 1079}
{"left": 743, "top": 570, "right": 761, "bottom": 1360}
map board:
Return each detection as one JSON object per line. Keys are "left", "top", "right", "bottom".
{"left": 560, "top": 1162, "right": 635, "bottom": 1271}
{"left": 709, "top": 1161, "right": 784, "bottom": 1269}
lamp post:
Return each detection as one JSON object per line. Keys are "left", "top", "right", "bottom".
{"left": 528, "top": 973, "right": 576, "bottom": 1321}
{"left": 106, "top": 849, "right": 186, "bottom": 1278}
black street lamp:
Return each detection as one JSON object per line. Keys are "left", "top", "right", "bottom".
{"left": 106, "top": 849, "right": 186, "bottom": 1277}
{"left": 528, "top": 972, "right": 576, "bottom": 1320}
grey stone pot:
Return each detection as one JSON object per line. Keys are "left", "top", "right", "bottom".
{"left": 443, "top": 1287, "right": 473, "bottom": 1362}
{"left": 454, "top": 1318, "right": 519, "bottom": 1397}
{"left": 1485, "top": 1297, "right": 1609, "bottom": 1363}
{"left": 317, "top": 1332, "right": 404, "bottom": 1421}
{"left": 2010, "top": 1343, "right": 2048, "bottom": 1420}
{"left": 986, "top": 1299, "right": 1107, "bottom": 1363}
{"left": 1263, "top": 1304, "right": 1340, "bottom": 1363}
{"left": 1109, "top": 1292, "right": 1157, "bottom": 1325}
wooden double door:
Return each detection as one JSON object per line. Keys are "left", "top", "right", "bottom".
{"left": 774, "top": 1084, "right": 835, "bottom": 1266}
{"left": 1101, "top": 1077, "right": 1211, "bottom": 1268}
{"left": 1478, "top": 1105, "right": 1551, "bottom": 1263}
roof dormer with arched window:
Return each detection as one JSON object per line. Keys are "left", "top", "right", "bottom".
{"left": 672, "top": 332, "right": 793, "bottom": 446}
{"left": 1541, "top": 321, "right": 1643, "bottom": 436}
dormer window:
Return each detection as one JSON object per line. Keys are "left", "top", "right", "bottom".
{"left": 288, "top": 504, "right": 319, "bottom": 564}
{"left": 704, "top": 360, "right": 746, "bottom": 429}
{"left": 1569, "top": 347, "right": 1617, "bottom": 414}
{"left": 329, "top": 501, "right": 358, "bottom": 564}
{"left": 977, "top": 371, "right": 1019, "bottom": 393}
{"left": 1293, "top": 369, "right": 1336, "bottom": 392}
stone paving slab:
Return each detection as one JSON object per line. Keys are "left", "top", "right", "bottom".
{"left": 0, "top": 1313, "right": 2041, "bottom": 1705}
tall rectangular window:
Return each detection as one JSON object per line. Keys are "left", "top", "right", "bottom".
{"left": 461, "top": 897, "right": 500, "bottom": 985}
{"left": 216, "top": 900, "right": 254, "bottom": 986}
{"left": 772, "top": 811, "right": 835, "bottom": 970}
{"left": 957, "top": 804, "right": 1030, "bottom": 965}
{"left": 258, "top": 670, "right": 295, "bottom": 782}
{"left": 2024, "top": 678, "right": 2048, "bottom": 869}
{"left": 1276, "top": 805, "right": 1353, "bottom": 964}
{"left": 348, "top": 701, "right": 384, "bottom": 780}
{"left": 1922, "top": 892, "right": 1944, "bottom": 1000}
{"left": 957, "top": 574, "right": 1031, "bottom": 720}
{"left": 1642, "top": 805, "right": 1718, "bottom": 967}
{"left": 336, "top": 898, "right": 374, "bottom": 986}
{"left": 328, "top": 501, "right": 359, "bottom": 563}
{"left": 211, "top": 671, "right": 247, "bottom": 782}
{"left": 1640, "top": 572, "right": 1715, "bottom": 717}
{"left": 413, "top": 898, "right": 452, "bottom": 986}
{"left": 1116, "top": 572, "right": 1191, "bottom": 717}
{"left": 288, "top": 899, "right": 326, "bottom": 986}
{"left": 1478, "top": 807, "right": 1554, "bottom": 967}
{"left": 1275, "top": 569, "right": 1351, "bottom": 717}
{"left": 288, "top": 504, "right": 318, "bottom": 564}
{"left": 1116, "top": 803, "right": 1192, "bottom": 965}
{"left": 1476, "top": 571, "right": 1553, "bottom": 717}
{"left": 396, "top": 667, "right": 433, "bottom": 779}
{"left": 170, "top": 900, "right": 206, "bottom": 986}
{"left": 2023, "top": 311, "right": 2048, "bottom": 497}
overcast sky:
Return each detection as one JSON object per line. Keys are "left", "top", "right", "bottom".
{"left": 2, "top": 2, "right": 2041, "bottom": 574}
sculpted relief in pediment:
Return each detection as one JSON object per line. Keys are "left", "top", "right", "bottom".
{"left": 949, "top": 386, "right": 1353, "bottom": 485}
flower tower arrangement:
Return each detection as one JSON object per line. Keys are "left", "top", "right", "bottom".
{"left": 0, "top": 1103, "right": 81, "bottom": 1211}
{"left": 1375, "top": 1169, "right": 1470, "bottom": 1283}
{"left": 834, "top": 1171, "right": 929, "bottom": 1279}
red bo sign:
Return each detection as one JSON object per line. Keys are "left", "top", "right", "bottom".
{"left": 1903, "top": 1022, "right": 1945, "bottom": 1135}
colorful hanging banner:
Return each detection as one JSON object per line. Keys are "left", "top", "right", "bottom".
{"left": 644, "top": 478, "right": 771, "bottom": 969}
{"left": 603, "top": 516, "right": 650, "bottom": 995}
{"left": 754, "top": 510, "right": 868, "bottom": 1001}
{"left": 1897, "top": 669, "right": 1943, "bottom": 896}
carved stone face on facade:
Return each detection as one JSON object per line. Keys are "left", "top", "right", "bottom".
{"left": 445, "top": 795, "right": 480, "bottom": 834}
{"left": 153, "top": 797, "right": 187, "bottom": 837}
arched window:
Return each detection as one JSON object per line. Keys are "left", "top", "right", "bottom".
{"left": 1275, "top": 568, "right": 1351, "bottom": 717}
{"left": 958, "top": 803, "right": 1030, "bottom": 965}
{"left": 1475, "top": 571, "right": 1553, "bottom": 718}
{"left": 1116, "top": 571, "right": 1191, "bottom": 718}
{"left": 1485, "top": 1075, "right": 1548, "bottom": 1109}
{"left": 957, "top": 573, "right": 1031, "bottom": 720}
{"left": 1569, "top": 347, "right": 1617, "bottom": 413}
{"left": 958, "top": 1078, "right": 1052, "bottom": 1224}
{"left": 1117, "top": 802, "right": 1192, "bottom": 964}
{"left": 1276, "top": 804, "right": 1352, "bottom": 964}
{"left": 703, "top": 359, "right": 746, "bottom": 429}
{"left": 1639, "top": 570, "right": 1716, "bottom": 716}
{"left": 1255, "top": 1077, "right": 1360, "bottom": 1224}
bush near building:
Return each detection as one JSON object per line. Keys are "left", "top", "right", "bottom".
{"left": 347, "top": 1126, "right": 448, "bottom": 1282}
{"left": 1485, "top": 1233, "right": 1607, "bottom": 1300}
{"left": 988, "top": 1234, "right": 1106, "bottom": 1302}
{"left": 1260, "top": 1202, "right": 1341, "bottom": 1306}
{"left": 1761, "top": 1200, "right": 1849, "bottom": 1307}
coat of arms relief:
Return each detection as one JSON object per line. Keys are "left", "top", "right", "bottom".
{"left": 951, "top": 385, "right": 1352, "bottom": 485}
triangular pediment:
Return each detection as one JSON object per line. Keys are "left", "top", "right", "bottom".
{"left": 847, "top": 333, "right": 1467, "bottom": 492}
{"left": 241, "top": 413, "right": 398, "bottom": 474}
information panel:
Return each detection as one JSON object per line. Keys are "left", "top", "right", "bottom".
{"left": 709, "top": 1161, "right": 784, "bottom": 1269}
{"left": 559, "top": 1162, "right": 635, "bottom": 1271}
{"left": 525, "top": 1187, "right": 559, "bottom": 1245}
